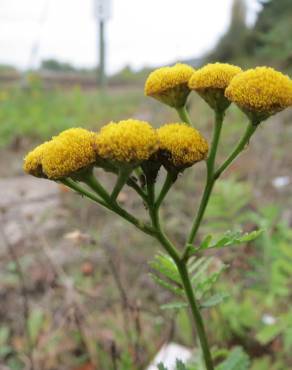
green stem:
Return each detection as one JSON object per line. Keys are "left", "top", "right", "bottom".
{"left": 150, "top": 206, "right": 181, "bottom": 263}
{"left": 148, "top": 204, "right": 214, "bottom": 370}
{"left": 185, "top": 119, "right": 257, "bottom": 254}
{"left": 62, "top": 178, "right": 155, "bottom": 236}
{"left": 61, "top": 178, "right": 108, "bottom": 207}
{"left": 206, "top": 111, "right": 224, "bottom": 180}
{"left": 111, "top": 202, "right": 155, "bottom": 236}
{"left": 177, "top": 262, "right": 214, "bottom": 370}
{"left": 127, "top": 177, "right": 148, "bottom": 202}
{"left": 176, "top": 106, "right": 192, "bottom": 125}
{"left": 83, "top": 171, "right": 112, "bottom": 203}
{"left": 186, "top": 111, "right": 224, "bottom": 248}
{"left": 111, "top": 167, "right": 132, "bottom": 201}
{"left": 214, "top": 120, "right": 257, "bottom": 179}
{"left": 155, "top": 171, "right": 175, "bottom": 208}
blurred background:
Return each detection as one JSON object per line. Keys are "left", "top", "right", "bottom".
{"left": 0, "top": 1, "right": 291, "bottom": 369}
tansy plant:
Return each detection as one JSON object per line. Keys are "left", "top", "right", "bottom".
{"left": 24, "top": 63, "right": 292, "bottom": 370}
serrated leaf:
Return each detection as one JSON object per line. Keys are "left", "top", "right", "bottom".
{"left": 160, "top": 302, "right": 188, "bottom": 310}
{"left": 198, "top": 230, "right": 263, "bottom": 251}
{"left": 216, "top": 347, "right": 250, "bottom": 370}
{"left": 194, "top": 265, "right": 227, "bottom": 298}
{"left": 200, "top": 293, "right": 229, "bottom": 309}
{"left": 200, "top": 235, "right": 213, "bottom": 250}
{"left": 150, "top": 274, "right": 184, "bottom": 297}
{"left": 189, "top": 257, "right": 213, "bottom": 285}
{"left": 150, "top": 253, "right": 181, "bottom": 284}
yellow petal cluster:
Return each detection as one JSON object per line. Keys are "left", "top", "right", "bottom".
{"left": 24, "top": 128, "right": 98, "bottom": 179}
{"left": 188, "top": 63, "right": 242, "bottom": 90}
{"left": 157, "top": 123, "right": 209, "bottom": 168}
{"left": 23, "top": 141, "right": 51, "bottom": 177}
{"left": 225, "top": 67, "right": 292, "bottom": 116}
{"left": 96, "top": 119, "right": 158, "bottom": 163}
{"left": 145, "top": 63, "right": 194, "bottom": 95}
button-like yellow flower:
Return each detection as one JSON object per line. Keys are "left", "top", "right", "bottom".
{"left": 41, "top": 128, "right": 98, "bottom": 179}
{"left": 96, "top": 119, "right": 158, "bottom": 164}
{"left": 157, "top": 123, "right": 209, "bottom": 170}
{"left": 23, "top": 141, "right": 51, "bottom": 177}
{"left": 145, "top": 63, "right": 194, "bottom": 108}
{"left": 188, "top": 63, "right": 242, "bottom": 112}
{"left": 225, "top": 66, "right": 292, "bottom": 123}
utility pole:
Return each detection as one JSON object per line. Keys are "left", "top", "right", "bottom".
{"left": 94, "top": 0, "right": 111, "bottom": 89}
{"left": 99, "top": 19, "right": 106, "bottom": 88}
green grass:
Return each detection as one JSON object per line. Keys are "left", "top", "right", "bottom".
{"left": 0, "top": 86, "right": 144, "bottom": 147}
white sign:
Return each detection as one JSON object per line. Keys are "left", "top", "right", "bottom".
{"left": 94, "top": 0, "right": 112, "bottom": 21}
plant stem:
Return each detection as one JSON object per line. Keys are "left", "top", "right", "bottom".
{"left": 155, "top": 171, "right": 175, "bottom": 208}
{"left": 111, "top": 167, "right": 132, "bottom": 201}
{"left": 185, "top": 119, "right": 257, "bottom": 255}
{"left": 176, "top": 106, "right": 192, "bottom": 125}
{"left": 148, "top": 205, "right": 214, "bottom": 370}
{"left": 61, "top": 178, "right": 108, "bottom": 207}
{"left": 83, "top": 171, "right": 112, "bottom": 203}
{"left": 214, "top": 120, "right": 257, "bottom": 179}
{"left": 62, "top": 178, "right": 155, "bottom": 236}
{"left": 127, "top": 177, "right": 148, "bottom": 202}
{"left": 176, "top": 262, "right": 214, "bottom": 370}
{"left": 186, "top": 111, "right": 224, "bottom": 247}
{"left": 150, "top": 206, "right": 181, "bottom": 263}
{"left": 206, "top": 111, "right": 224, "bottom": 180}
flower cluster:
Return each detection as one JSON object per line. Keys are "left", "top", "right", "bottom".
{"left": 145, "top": 63, "right": 194, "bottom": 108}
{"left": 24, "top": 119, "right": 208, "bottom": 181}
{"left": 95, "top": 119, "right": 158, "bottom": 163}
{"left": 188, "top": 63, "right": 242, "bottom": 111}
{"left": 225, "top": 67, "right": 292, "bottom": 123}
{"left": 157, "top": 123, "right": 208, "bottom": 169}
{"left": 144, "top": 62, "right": 292, "bottom": 121}
{"left": 24, "top": 62, "right": 292, "bottom": 185}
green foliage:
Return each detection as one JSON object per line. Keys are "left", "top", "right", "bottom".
{"left": 27, "top": 308, "right": 45, "bottom": 346}
{"left": 150, "top": 253, "right": 228, "bottom": 311}
{"left": 188, "top": 229, "right": 263, "bottom": 253}
{"left": 0, "top": 326, "right": 12, "bottom": 358}
{"left": 216, "top": 347, "right": 250, "bottom": 370}
{"left": 0, "top": 87, "right": 143, "bottom": 147}
{"left": 203, "top": 178, "right": 252, "bottom": 233}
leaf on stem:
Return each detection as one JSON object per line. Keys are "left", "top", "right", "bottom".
{"left": 197, "top": 229, "right": 264, "bottom": 251}
{"left": 200, "top": 292, "right": 229, "bottom": 309}
{"left": 216, "top": 347, "right": 250, "bottom": 370}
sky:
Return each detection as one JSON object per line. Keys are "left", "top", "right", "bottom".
{"left": 0, "top": 0, "right": 261, "bottom": 74}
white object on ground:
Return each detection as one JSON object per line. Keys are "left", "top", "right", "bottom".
{"left": 272, "top": 176, "right": 290, "bottom": 189}
{"left": 146, "top": 342, "right": 192, "bottom": 370}
{"left": 262, "top": 314, "right": 276, "bottom": 325}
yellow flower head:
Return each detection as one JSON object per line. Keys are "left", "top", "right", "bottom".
{"left": 96, "top": 119, "right": 158, "bottom": 164}
{"left": 144, "top": 63, "right": 194, "bottom": 108}
{"left": 225, "top": 66, "right": 292, "bottom": 123}
{"left": 23, "top": 141, "right": 51, "bottom": 177}
{"left": 188, "top": 63, "right": 242, "bottom": 111}
{"left": 157, "top": 123, "right": 209, "bottom": 169}
{"left": 41, "top": 128, "right": 98, "bottom": 179}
